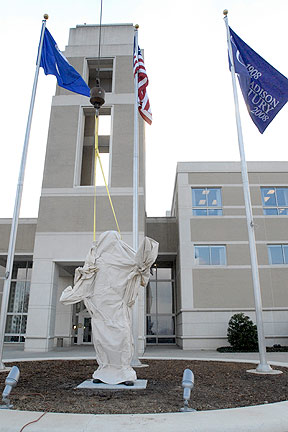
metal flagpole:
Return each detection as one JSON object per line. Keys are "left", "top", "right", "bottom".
{"left": 131, "top": 24, "right": 142, "bottom": 366}
{"left": 0, "top": 15, "right": 48, "bottom": 370}
{"left": 223, "top": 10, "right": 274, "bottom": 373}
{"left": 133, "top": 25, "right": 139, "bottom": 256}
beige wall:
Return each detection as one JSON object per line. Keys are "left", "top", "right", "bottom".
{"left": 249, "top": 172, "right": 288, "bottom": 184}
{"left": 260, "top": 268, "right": 288, "bottom": 307}
{"left": 192, "top": 268, "right": 254, "bottom": 308}
{"left": 190, "top": 218, "right": 249, "bottom": 242}
{"left": 114, "top": 56, "right": 134, "bottom": 94}
{"left": 188, "top": 170, "right": 288, "bottom": 187}
{"left": 146, "top": 218, "right": 178, "bottom": 253}
{"left": 222, "top": 186, "right": 244, "bottom": 206}
{"left": 188, "top": 172, "right": 242, "bottom": 185}
{"left": 42, "top": 106, "right": 80, "bottom": 189}
{"left": 0, "top": 221, "right": 36, "bottom": 253}
{"left": 192, "top": 267, "right": 288, "bottom": 309}
{"left": 110, "top": 104, "right": 134, "bottom": 187}
{"left": 36, "top": 195, "right": 145, "bottom": 233}
{"left": 254, "top": 217, "right": 288, "bottom": 242}
{"left": 67, "top": 24, "right": 134, "bottom": 51}
{"left": 226, "top": 244, "right": 250, "bottom": 265}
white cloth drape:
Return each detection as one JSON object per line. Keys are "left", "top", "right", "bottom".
{"left": 60, "top": 231, "right": 159, "bottom": 384}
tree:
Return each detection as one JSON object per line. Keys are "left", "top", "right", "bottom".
{"left": 227, "top": 313, "right": 258, "bottom": 351}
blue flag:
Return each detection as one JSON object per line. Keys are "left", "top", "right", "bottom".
{"left": 40, "top": 28, "right": 90, "bottom": 97}
{"left": 229, "top": 27, "right": 288, "bottom": 133}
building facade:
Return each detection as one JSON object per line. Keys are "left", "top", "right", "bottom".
{"left": 0, "top": 24, "right": 287, "bottom": 352}
{"left": 171, "top": 161, "right": 288, "bottom": 349}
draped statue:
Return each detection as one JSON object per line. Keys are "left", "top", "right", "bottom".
{"left": 60, "top": 231, "right": 159, "bottom": 385}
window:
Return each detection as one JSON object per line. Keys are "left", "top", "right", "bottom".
{"left": 80, "top": 107, "right": 111, "bottom": 186}
{"left": 261, "top": 187, "right": 288, "bottom": 215}
{"left": 268, "top": 245, "right": 288, "bottom": 264}
{"left": 4, "top": 260, "right": 32, "bottom": 343}
{"left": 87, "top": 58, "right": 113, "bottom": 92}
{"left": 146, "top": 263, "right": 175, "bottom": 345}
{"left": 192, "top": 188, "right": 222, "bottom": 215}
{"left": 195, "top": 245, "right": 226, "bottom": 265}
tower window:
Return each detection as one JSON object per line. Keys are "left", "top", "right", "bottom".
{"left": 87, "top": 58, "right": 113, "bottom": 93}
{"left": 80, "top": 107, "right": 111, "bottom": 186}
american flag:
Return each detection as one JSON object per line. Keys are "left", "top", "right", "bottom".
{"left": 133, "top": 41, "right": 152, "bottom": 125}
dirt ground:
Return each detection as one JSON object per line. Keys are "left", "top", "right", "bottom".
{"left": 1, "top": 359, "right": 287, "bottom": 414}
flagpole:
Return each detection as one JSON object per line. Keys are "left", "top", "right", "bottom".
{"left": 0, "top": 15, "right": 48, "bottom": 370}
{"left": 223, "top": 10, "right": 273, "bottom": 373}
{"left": 131, "top": 24, "right": 142, "bottom": 366}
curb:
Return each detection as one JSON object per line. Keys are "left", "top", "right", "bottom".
{"left": 1, "top": 402, "right": 288, "bottom": 432}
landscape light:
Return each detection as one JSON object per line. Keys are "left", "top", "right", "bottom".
{"left": 180, "top": 368, "right": 196, "bottom": 412}
{"left": 0, "top": 366, "right": 20, "bottom": 409}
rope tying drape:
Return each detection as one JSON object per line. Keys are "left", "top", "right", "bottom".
{"left": 93, "top": 114, "right": 121, "bottom": 241}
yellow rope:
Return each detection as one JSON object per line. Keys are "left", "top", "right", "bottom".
{"left": 93, "top": 114, "right": 121, "bottom": 240}
{"left": 96, "top": 148, "right": 121, "bottom": 236}
{"left": 93, "top": 115, "right": 99, "bottom": 241}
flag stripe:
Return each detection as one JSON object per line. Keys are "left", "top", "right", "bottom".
{"left": 134, "top": 41, "right": 152, "bottom": 125}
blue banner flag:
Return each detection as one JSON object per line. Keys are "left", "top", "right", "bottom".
{"left": 40, "top": 28, "right": 90, "bottom": 97}
{"left": 229, "top": 27, "right": 288, "bottom": 133}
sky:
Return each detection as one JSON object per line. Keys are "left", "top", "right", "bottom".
{"left": 0, "top": 0, "right": 288, "bottom": 219}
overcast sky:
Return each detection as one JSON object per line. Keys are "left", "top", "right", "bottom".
{"left": 0, "top": 0, "right": 287, "bottom": 219}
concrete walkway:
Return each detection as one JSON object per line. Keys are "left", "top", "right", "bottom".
{"left": 3, "top": 343, "right": 288, "bottom": 365}
{"left": 0, "top": 345, "right": 288, "bottom": 432}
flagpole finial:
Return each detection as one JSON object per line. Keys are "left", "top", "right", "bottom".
{"left": 135, "top": 24, "right": 139, "bottom": 29}
{"left": 223, "top": 9, "right": 228, "bottom": 16}
{"left": 43, "top": 14, "right": 49, "bottom": 20}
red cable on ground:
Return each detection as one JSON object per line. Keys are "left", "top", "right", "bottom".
{"left": 19, "top": 411, "right": 47, "bottom": 432}
{"left": 18, "top": 392, "right": 47, "bottom": 431}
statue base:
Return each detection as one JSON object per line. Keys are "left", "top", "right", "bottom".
{"left": 76, "top": 379, "right": 147, "bottom": 390}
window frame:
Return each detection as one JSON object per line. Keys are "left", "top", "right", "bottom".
{"left": 146, "top": 263, "right": 176, "bottom": 345}
{"left": 86, "top": 57, "right": 114, "bottom": 93}
{"left": 4, "top": 260, "right": 32, "bottom": 343}
{"left": 267, "top": 244, "right": 288, "bottom": 265}
{"left": 261, "top": 187, "right": 288, "bottom": 215}
{"left": 194, "top": 245, "right": 227, "bottom": 266}
{"left": 191, "top": 187, "right": 223, "bottom": 216}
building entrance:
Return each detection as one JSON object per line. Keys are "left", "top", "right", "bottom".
{"left": 72, "top": 263, "right": 176, "bottom": 346}
{"left": 73, "top": 302, "right": 92, "bottom": 345}
{"left": 146, "top": 264, "right": 176, "bottom": 345}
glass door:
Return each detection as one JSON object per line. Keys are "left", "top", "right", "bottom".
{"left": 146, "top": 264, "right": 176, "bottom": 344}
{"left": 73, "top": 302, "right": 92, "bottom": 344}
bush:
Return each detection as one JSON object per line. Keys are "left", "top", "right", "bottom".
{"left": 227, "top": 313, "right": 258, "bottom": 351}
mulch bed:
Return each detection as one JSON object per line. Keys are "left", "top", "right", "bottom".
{"left": 1, "top": 359, "right": 287, "bottom": 414}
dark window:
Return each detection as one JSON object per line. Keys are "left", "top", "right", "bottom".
{"left": 80, "top": 107, "right": 111, "bottom": 186}
{"left": 87, "top": 58, "right": 113, "bottom": 92}
{"left": 146, "top": 263, "right": 176, "bottom": 345}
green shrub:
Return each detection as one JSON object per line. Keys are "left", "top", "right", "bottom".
{"left": 227, "top": 313, "right": 258, "bottom": 351}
